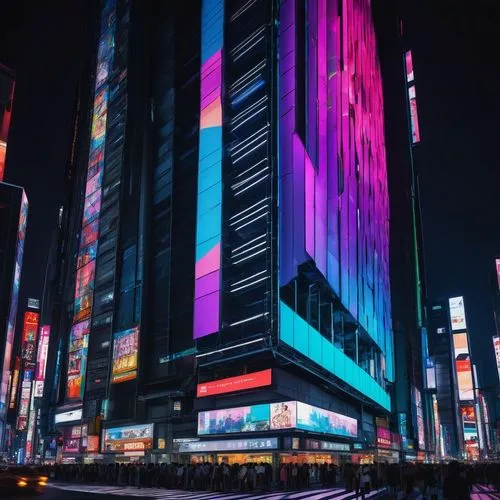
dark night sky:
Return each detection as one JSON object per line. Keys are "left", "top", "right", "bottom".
{"left": 1, "top": 1, "right": 500, "bottom": 388}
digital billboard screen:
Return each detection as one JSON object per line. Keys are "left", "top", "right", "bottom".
{"left": 74, "top": 261, "right": 96, "bottom": 299}
{"left": 21, "top": 311, "right": 39, "bottom": 362}
{"left": 376, "top": 427, "right": 391, "bottom": 449}
{"left": 461, "top": 406, "right": 479, "bottom": 458}
{"left": 179, "top": 438, "right": 279, "bottom": 453}
{"left": 198, "top": 404, "right": 271, "bottom": 435}
{"left": 198, "top": 401, "right": 357, "bottom": 438}
{"left": 493, "top": 336, "right": 500, "bottom": 384}
{"left": 9, "top": 356, "right": 20, "bottom": 409}
{"left": 296, "top": 402, "right": 357, "bottom": 438}
{"left": 112, "top": 326, "right": 139, "bottom": 383}
{"left": 449, "top": 296, "right": 467, "bottom": 331}
{"left": 34, "top": 325, "right": 50, "bottom": 398}
{"left": 16, "top": 380, "right": 32, "bottom": 430}
{"left": 102, "top": 424, "right": 154, "bottom": 452}
{"left": 196, "top": 369, "right": 272, "bottom": 398}
{"left": 453, "top": 333, "right": 474, "bottom": 401}
{"left": 413, "top": 386, "right": 426, "bottom": 449}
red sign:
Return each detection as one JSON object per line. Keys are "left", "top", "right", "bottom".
{"left": 87, "top": 435, "right": 99, "bottom": 453}
{"left": 197, "top": 369, "right": 272, "bottom": 398}
{"left": 377, "top": 427, "right": 392, "bottom": 449}
{"left": 21, "top": 311, "right": 40, "bottom": 362}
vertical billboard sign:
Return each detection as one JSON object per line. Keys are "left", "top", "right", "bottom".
{"left": 404, "top": 50, "right": 421, "bottom": 144}
{"left": 9, "top": 356, "right": 21, "bottom": 409}
{"left": 453, "top": 333, "right": 474, "bottom": 401}
{"left": 65, "top": 0, "right": 116, "bottom": 400}
{"left": 449, "top": 296, "right": 467, "bottom": 331}
{"left": 493, "top": 336, "right": 500, "bottom": 384}
{"left": 34, "top": 325, "right": 50, "bottom": 397}
{"left": 111, "top": 326, "right": 139, "bottom": 383}
{"left": 0, "top": 191, "right": 28, "bottom": 414}
{"left": 413, "top": 386, "right": 425, "bottom": 450}
{"left": 21, "top": 311, "right": 40, "bottom": 362}
{"left": 461, "top": 406, "right": 479, "bottom": 459}
{"left": 495, "top": 259, "right": 500, "bottom": 290}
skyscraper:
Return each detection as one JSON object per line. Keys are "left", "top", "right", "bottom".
{"left": 0, "top": 63, "right": 15, "bottom": 182}
{"left": 0, "top": 182, "right": 28, "bottom": 448}
{"left": 42, "top": 0, "right": 399, "bottom": 465}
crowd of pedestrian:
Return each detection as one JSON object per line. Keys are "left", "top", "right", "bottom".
{"left": 40, "top": 460, "right": 500, "bottom": 498}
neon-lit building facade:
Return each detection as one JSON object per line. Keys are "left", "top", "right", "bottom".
{"left": 0, "top": 63, "right": 15, "bottom": 182}
{"left": 0, "top": 184, "right": 28, "bottom": 446}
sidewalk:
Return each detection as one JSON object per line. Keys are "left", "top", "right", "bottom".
{"left": 47, "top": 483, "right": 388, "bottom": 500}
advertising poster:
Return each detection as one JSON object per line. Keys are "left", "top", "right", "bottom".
{"left": 296, "top": 402, "right": 358, "bottom": 438}
{"left": 413, "top": 386, "right": 426, "bottom": 449}
{"left": 270, "top": 401, "right": 297, "bottom": 429}
{"left": 493, "top": 336, "right": 500, "bottom": 384}
{"left": 112, "top": 326, "right": 139, "bottom": 383}
{"left": 449, "top": 296, "right": 467, "bottom": 331}
{"left": 21, "top": 311, "right": 39, "bottom": 362}
{"left": 74, "top": 261, "right": 96, "bottom": 299}
{"left": 461, "top": 406, "right": 479, "bottom": 459}
{"left": 196, "top": 369, "right": 272, "bottom": 398}
{"left": 453, "top": 333, "right": 474, "bottom": 401}
{"left": 102, "top": 424, "right": 154, "bottom": 452}
{"left": 198, "top": 404, "right": 270, "bottom": 435}
{"left": 376, "top": 427, "right": 392, "bottom": 448}
{"left": 9, "top": 356, "right": 21, "bottom": 409}
{"left": 34, "top": 325, "right": 50, "bottom": 397}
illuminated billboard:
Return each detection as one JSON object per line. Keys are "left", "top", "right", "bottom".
{"left": 449, "top": 296, "right": 467, "bottom": 331}
{"left": 461, "top": 406, "right": 479, "bottom": 459}
{"left": 21, "top": 311, "right": 39, "bottom": 362}
{"left": 65, "top": 0, "right": 117, "bottom": 401}
{"left": 0, "top": 190, "right": 27, "bottom": 413}
{"left": 453, "top": 333, "right": 474, "bottom": 401}
{"left": 16, "top": 378, "right": 32, "bottom": 430}
{"left": 0, "top": 140, "right": 6, "bottom": 182}
{"left": 414, "top": 386, "right": 425, "bottom": 449}
{"left": 102, "top": 424, "right": 154, "bottom": 452}
{"left": 198, "top": 401, "right": 357, "bottom": 438}
{"left": 34, "top": 325, "right": 50, "bottom": 397}
{"left": 493, "top": 336, "right": 500, "bottom": 384}
{"left": 376, "top": 427, "right": 391, "bottom": 449}
{"left": 112, "top": 326, "right": 139, "bottom": 383}
{"left": 196, "top": 369, "right": 272, "bottom": 398}
{"left": 179, "top": 438, "right": 279, "bottom": 453}
{"left": 55, "top": 408, "right": 82, "bottom": 424}
{"left": 496, "top": 259, "right": 500, "bottom": 291}
{"left": 8, "top": 356, "right": 20, "bottom": 409}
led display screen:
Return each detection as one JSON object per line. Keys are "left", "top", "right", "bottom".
{"left": 376, "top": 427, "right": 391, "bottom": 449}
{"left": 449, "top": 296, "right": 467, "bottom": 331}
{"left": 414, "top": 386, "right": 425, "bottom": 449}
{"left": 179, "top": 438, "right": 278, "bottom": 453}
{"left": 196, "top": 369, "right": 272, "bottom": 398}
{"left": 453, "top": 333, "right": 474, "bottom": 401}
{"left": 16, "top": 380, "right": 32, "bottom": 430}
{"left": 432, "top": 395, "right": 441, "bottom": 457}
{"left": 0, "top": 140, "right": 6, "bottom": 182}
{"left": 493, "top": 336, "right": 500, "bottom": 384}
{"left": 80, "top": 220, "right": 99, "bottom": 248}
{"left": 74, "top": 261, "right": 96, "bottom": 299}
{"left": 8, "top": 356, "right": 20, "bottom": 409}
{"left": 461, "top": 406, "right": 479, "bottom": 459}
{"left": 54, "top": 409, "right": 82, "bottom": 424}
{"left": 112, "top": 326, "right": 139, "bottom": 383}
{"left": 0, "top": 191, "right": 28, "bottom": 413}
{"left": 21, "top": 311, "right": 39, "bottom": 362}
{"left": 34, "top": 325, "right": 50, "bottom": 398}
{"left": 295, "top": 402, "right": 358, "bottom": 438}
{"left": 496, "top": 259, "right": 500, "bottom": 291}
{"left": 408, "top": 85, "right": 421, "bottom": 144}
{"left": 198, "top": 401, "right": 357, "bottom": 438}
{"left": 83, "top": 189, "right": 102, "bottom": 228}
{"left": 77, "top": 242, "right": 98, "bottom": 269}
{"left": 87, "top": 435, "right": 100, "bottom": 453}
{"left": 198, "top": 404, "right": 270, "bottom": 435}
{"left": 405, "top": 51, "right": 414, "bottom": 83}
{"left": 102, "top": 424, "right": 154, "bottom": 452}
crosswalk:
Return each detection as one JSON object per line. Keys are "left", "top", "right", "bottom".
{"left": 471, "top": 484, "right": 500, "bottom": 500}
{"left": 48, "top": 483, "right": 387, "bottom": 500}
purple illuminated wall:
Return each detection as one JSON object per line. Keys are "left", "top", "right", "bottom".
{"left": 279, "top": 0, "right": 392, "bottom": 370}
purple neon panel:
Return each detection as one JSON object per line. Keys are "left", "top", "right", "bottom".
{"left": 193, "top": 291, "right": 220, "bottom": 340}
{"left": 278, "top": 0, "right": 393, "bottom": 375}
{"left": 195, "top": 270, "right": 220, "bottom": 300}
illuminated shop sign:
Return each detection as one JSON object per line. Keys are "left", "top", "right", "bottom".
{"left": 453, "top": 333, "right": 474, "bottom": 401}
{"left": 449, "top": 296, "right": 467, "bottom": 331}
{"left": 16, "top": 380, "right": 32, "bottom": 430}
{"left": 87, "top": 435, "right": 100, "bottom": 453}
{"left": 376, "top": 427, "right": 391, "bottom": 449}
{"left": 197, "top": 369, "right": 272, "bottom": 398}
{"left": 8, "top": 356, "right": 20, "bottom": 409}
{"left": 55, "top": 408, "right": 83, "bottom": 424}
{"left": 198, "top": 401, "right": 357, "bottom": 439}
{"left": 320, "top": 441, "right": 351, "bottom": 452}
{"left": 21, "top": 311, "right": 39, "bottom": 362}
{"left": 102, "top": 424, "right": 154, "bottom": 452}
{"left": 179, "top": 437, "right": 278, "bottom": 453}
{"left": 111, "top": 326, "right": 139, "bottom": 383}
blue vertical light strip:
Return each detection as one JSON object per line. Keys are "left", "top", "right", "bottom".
{"left": 193, "top": 0, "right": 224, "bottom": 339}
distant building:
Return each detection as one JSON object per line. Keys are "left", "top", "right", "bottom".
{"left": 0, "top": 63, "right": 15, "bottom": 182}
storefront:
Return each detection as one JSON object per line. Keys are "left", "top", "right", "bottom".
{"left": 101, "top": 423, "right": 154, "bottom": 463}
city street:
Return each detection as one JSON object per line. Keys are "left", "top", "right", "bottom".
{"left": 2, "top": 484, "right": 389, "bottom": 500}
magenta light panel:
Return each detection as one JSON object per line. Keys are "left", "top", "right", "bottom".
{"left": 279, "top": 0, "right": 393, "bottom": 380}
